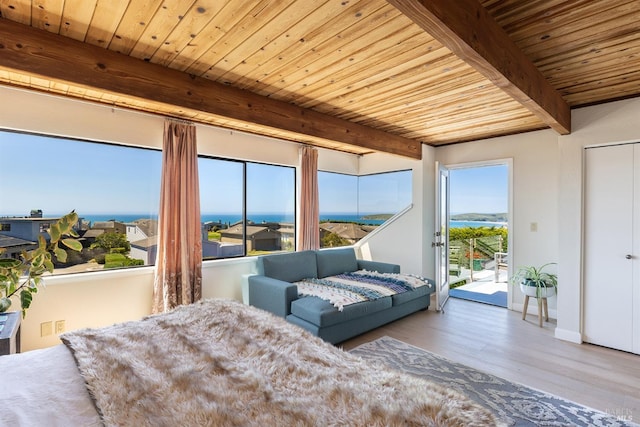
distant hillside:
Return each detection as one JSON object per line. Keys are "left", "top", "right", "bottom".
{"left": 451, "top": 213, "right": 507, "bottom": 222}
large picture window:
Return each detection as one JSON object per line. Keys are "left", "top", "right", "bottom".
{"left": 0, "top": 130, "right": 296, "bottom": 276}
{"left": 318, "top": 170, "right": 412, "bottom": 248}
{"left": 0, "top": 131, "right": 162, "bottom": 273}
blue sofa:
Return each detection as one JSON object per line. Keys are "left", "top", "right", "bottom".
{"left": 248, "top": 248, "right": 434, "bottom": 344}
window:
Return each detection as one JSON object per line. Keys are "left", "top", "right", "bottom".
{"left": 358, "top": 170, "right": 412, "bottom": 215}
{"left": 1, "top": 130, "right": 297, "bottom": 275}
{"left": 246, "top": 163, "right": 295, "bottom": 255}
{"left": 0, "top": 130, "right": 161, "bottom": 274}
{"left": 199, "top": 158, "right": 295, "bottom": 258}
{"left": 318, "top": 170, "right": 412, "bottom": 247}
{"left": 199, "top": 157, "right": 244, "bottom": 259}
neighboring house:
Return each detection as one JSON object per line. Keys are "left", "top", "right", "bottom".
{"left": 91, "top": 221, "right": 126, "bottom": 235}
{"left": 319, "top": 222, "right": 376, "bottom": 245}
{"left": 126, "top": 219, "right": 158, "bottom": 244}
{"left": 0, "top": 214, "right": 77, "bottom": 258}
{"left": 125, "top": 219, "right": 159, "bottom": 264}
{"left": 202, "top": 240, "right": 243, "bottom": 259}
{"left": 0, "top": 213, "right": 89, "bottom": 259}
{"left": 0, "top": 216, "right": 56, "bottom": 242}
{"left": 277, "top": 224, "right": 295, "bottom": 251}
{"left": 129, "top": 235, "right": 158, "bottom": 266}
{"left": 81, "top": 229, "right": 106, "bottom": 240}
{"left": 220, "top": 224, "right": 283, "bottom": 252}
{"left": 0, "top": 234, "right": 36, "bottom": 259}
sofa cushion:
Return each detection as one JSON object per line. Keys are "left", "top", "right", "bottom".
{"left": 290, "top": 295, "right": 391, "bottom": 328}
{"left": 391, "top": 285, "right": 431, "bottom": 306}
{"left": 315, "top": 248, "right": 358, "bottom": 278}
{"left": 260, "top": 250, "right": 318, "bottom": 283}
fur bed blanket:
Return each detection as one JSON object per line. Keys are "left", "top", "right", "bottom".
{"left": 61, "top": 299, "right": 498, "bottom": 426}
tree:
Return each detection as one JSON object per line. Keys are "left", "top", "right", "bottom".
{"left": 90, "top": 232, "right": 131, "bottom": 254}
{"left": 449, "top": 226, "right": 508, "bottom": 252}
{"left": 321, "top": 232, "right": 350, "bottom": 248}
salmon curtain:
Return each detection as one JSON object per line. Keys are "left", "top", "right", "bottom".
{"left": 298, "top": 146, "right": 320, "bottom": 251}
{"left": 152, "top": 120, "right": 202, "bottom": 313}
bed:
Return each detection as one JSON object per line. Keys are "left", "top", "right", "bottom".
{"left": 0, "top": 299, "right": 498, "bottom": 426}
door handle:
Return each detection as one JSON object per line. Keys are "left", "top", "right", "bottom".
{"left": 626, "top": 254, "right": 633, "bottom": 259}
{"left": 432, "top": 242, "right": 444, "bottom": 247}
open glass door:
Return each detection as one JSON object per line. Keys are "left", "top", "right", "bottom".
{"left": 434, "top": 162, "right": 450, "bottom": 311}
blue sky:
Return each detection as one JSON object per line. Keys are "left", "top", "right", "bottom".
{"left": 318, "top": 170, "right": 412, "bottom": 214}
{"left": 1, "top": 131, "right": 503, "bottom": 217}
{"left": 0, "top": 132, "right": 162, "bottom": 216}
{"left": 318, "top": 172, "right": 357, "bottom": 213}
{"left": 0, "top": 131, "right": 295, "bottom": 216}
{"left": 449, "top": 164, "right": 508, "bottom": 214}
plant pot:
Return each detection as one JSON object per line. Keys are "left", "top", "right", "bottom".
{"left": 520, "top": 281, "right": 556, "bottom": 298}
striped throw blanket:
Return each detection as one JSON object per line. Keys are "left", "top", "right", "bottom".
{"left": 295, "top": 270, "right": 432, "bottom": 311}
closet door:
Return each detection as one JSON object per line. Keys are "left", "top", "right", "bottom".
{"left": 634, "top": 146, "right": 640, "bottom": 354}
{"left": 583, "top": 144, "right": 635, "bottom": 353}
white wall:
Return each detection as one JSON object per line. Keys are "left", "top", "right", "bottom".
{"left": 20, "top": 268, "right": 154, "bottom": 350}
{"left": 435, "top": 129, "right": 560, "bottom": 315}
{"left": 0, "top": 85, "right": 413, "bottom": 350}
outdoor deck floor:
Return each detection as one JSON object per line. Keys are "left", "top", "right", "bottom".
{"left": 450, "top": 267, "right": 508, "bottom": 307}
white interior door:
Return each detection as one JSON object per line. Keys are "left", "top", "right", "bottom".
{"left": 634, "top": 146, "right": 640, "bottom": 354}
{"left": 434, "top": 163, "right": 450, "bottom": 311}
{"left": 584, "top": 144, "right": 635, "bottom": 353}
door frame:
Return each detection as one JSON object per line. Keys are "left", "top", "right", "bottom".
{"left": 434, "top": 162, "right": 450, "bottom": 311}
{"left": 444, "top": 158, "right": 514, "bottom": 310}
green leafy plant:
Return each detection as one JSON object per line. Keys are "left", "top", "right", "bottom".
{"left": 0, "top": 211, "right": 83, "bottom": 317}
{"left": 90, "top": 231, "right": 131, "bottom": 254}
{"left": 510, "top": 262, "right": 557, "bottom": 298}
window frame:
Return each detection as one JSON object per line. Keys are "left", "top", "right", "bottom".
{"left": 196, "top": 154, "right": 298, "bottom": 260}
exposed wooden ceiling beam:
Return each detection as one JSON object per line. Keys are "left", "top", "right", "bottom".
{"left": 387, "top": 0, "right": 571, "bottom": 135}
{"left": 0, "top": 18, "right": 422, "bottom": 159}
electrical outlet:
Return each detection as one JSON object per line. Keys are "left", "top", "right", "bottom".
{"left": 55, "top": 320, "right": 65, "bottom": 334}
{"left": 41, "top": 321, "right": 53, "bottom": 337}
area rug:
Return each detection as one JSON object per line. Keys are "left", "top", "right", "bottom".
{"left": 350, "top": 336, "right": 637, "bottom": 427}
{"left": 449, "top": 288, "right": 508, "bottom": 307}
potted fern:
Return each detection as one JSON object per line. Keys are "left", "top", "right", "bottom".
{"left": 0, "top": 211, "right": 82, "bottom": 317}
{"left": 510, "top": 262, "right": 557, "bottom": 298}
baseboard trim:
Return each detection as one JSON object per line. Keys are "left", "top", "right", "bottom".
{"left": 554, "top": 328, "right": 582, "bottom": 343}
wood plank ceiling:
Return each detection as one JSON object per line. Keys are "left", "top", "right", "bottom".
{"left": 0, "top": 0, "right": 638, "bottom": 159}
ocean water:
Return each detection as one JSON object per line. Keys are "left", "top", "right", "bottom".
{"left": 78, "top": 213, "right": 385, "bottom": 226}
{"left": 59, "top": 214, "right": 505, "bottom": 228}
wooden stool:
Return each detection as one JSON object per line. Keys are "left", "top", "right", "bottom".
{"left": 522, "top": 295, "right": 548, "bottom": 327}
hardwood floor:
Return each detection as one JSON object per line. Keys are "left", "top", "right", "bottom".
{"left": 341, "top": 298, "right": 640, "bottom": 422}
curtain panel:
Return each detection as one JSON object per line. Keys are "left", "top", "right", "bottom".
{"left": 298, "top": 146, "right": 320, "bottom": 251}
{"left": 152, "top": 120, "right": 203, "bottom": 313}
